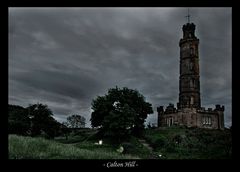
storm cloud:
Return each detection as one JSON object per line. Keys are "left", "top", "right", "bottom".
{"left": 9, "top": 7, "right": 232, "bottom": 127}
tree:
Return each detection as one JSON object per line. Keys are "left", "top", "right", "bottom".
{"left": 43, "top": 117, "right": 62, "bottom": 138}
{"left": 90, "top": 87, "right": 153, "bottom": 142}
{"left": 66, "top": 114, "right": 86, "bottom": 128}
{"left": 27, "top": 103, "right": 60, "bottom": 138}
{"left": 8, "top": 104, "right": 30, "bottom": 135}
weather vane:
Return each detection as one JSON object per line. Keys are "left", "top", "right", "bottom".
{"left": 185, "top": 8, "right": 190, "bottom": 23}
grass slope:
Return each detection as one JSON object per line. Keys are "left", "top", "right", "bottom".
{"left": 144, "top": 126, "right": 232, "bottom": 159}
{"left": 9, "top": 135, "right": 138, "bottom": 159}
{"left": 9, "top": 126, "right": 232, "bottom": 159}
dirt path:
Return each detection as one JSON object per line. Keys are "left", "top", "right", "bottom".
{"left": 138, "top": 139, "right": 159, "bottom": 159}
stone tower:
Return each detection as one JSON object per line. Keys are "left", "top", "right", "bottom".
{"left": 178, "top": 22, "right": 201, "bottom": 109}
{"left": 157, "top": 19, "right": 225, "bottom": 129}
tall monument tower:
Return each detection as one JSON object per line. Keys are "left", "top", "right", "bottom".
{"left": 178, "top": 18, "right": 201, "bottom": 109}
{"left": 157, "top": 10, "right": 224, "bottom": 129}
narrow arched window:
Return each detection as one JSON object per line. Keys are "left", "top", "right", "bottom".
{"left": 190, "top": 48, "right": 194, "bottom": 55}
{"left": 190, "top": 97, "right": 194, "bottom": 105}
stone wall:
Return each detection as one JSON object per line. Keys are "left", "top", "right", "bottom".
{"left": 158, "top": 107, "right": 224, "bottom": 130}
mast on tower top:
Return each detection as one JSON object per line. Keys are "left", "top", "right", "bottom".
{"left": 185, "top": 8, "right": 190, "bottom": 23}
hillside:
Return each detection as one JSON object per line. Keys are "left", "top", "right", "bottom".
{"left": 144, "top": 126, "right": 232, "bottom": 159}
{"left": 8, "top": 126, "right": 232, "bottom": 159}
{"left": 8, "top": 134, "right": 138, "bottom": 159}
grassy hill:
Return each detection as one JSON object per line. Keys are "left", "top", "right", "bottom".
{"left": 144, "top": 126, "right": 232, "bottom": 159}
{"left": 8, "top": 126, "right": 232, "bottom": 159}
{"left": 9, "top": 134, "right": 139, "bottom": 159}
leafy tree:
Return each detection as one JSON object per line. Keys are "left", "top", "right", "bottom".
{"left": 90, "top": 87, "right": 153, "bottom": 142}
{"left": 66, "top": 114, "right": 86, "bottom": 128}
{"left": 27, "top": 103, "right": 60, "bottom": 138}
{"left": 8, "top": 105, "right": 30, "bottom": 135}
{"left": 44, "top": 117, "right": 62, "bottom": 138}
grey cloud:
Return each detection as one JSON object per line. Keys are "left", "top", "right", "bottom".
{"left": 9, "top": 7, "right": 232, "bottom": 127}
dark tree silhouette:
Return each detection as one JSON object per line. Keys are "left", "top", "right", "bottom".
{"left": 90, "top": 87, "right": 153, "bottom": 142}
{"left": 9, "top": 104, "right": 30, "bottom": 135}
{"left": 27, "top": 103, "right": 60, "bottom": 138}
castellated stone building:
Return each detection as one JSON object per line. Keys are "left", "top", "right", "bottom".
{"left": 157, "top": 22, "right": 225, "bottom": 130}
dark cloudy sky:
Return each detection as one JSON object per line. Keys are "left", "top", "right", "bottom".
{"left": 9, "top": 7, "right": 232, "bottom": 127}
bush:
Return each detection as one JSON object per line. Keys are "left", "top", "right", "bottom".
{"left": 164, "top": 142, "right": 176, "bottom": 153}
{"left": 150, "top": 137, "right": 166, "bottom": 149}
{"left": 144, "top": 134, "right": 167, "bottom": 150}
{"left": 122, "top": 142, "right": 136, "bottom": 154}
{"left": 171, "top": 134, "right": 183, "bottom": 145}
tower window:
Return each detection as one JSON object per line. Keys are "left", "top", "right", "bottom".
{"left": 208, "top": 117, "right": 212, "bottom": 124}
{"left": 190, "top": 48, "right": 194, "bottom": 55}
{"left": 166, "top": 117, "right": 174, "bottom": 127}
{"left": 202, "top": 117, "right": 212, "bottom": 125}
{"left": 190, "top": 97, "right": 194, "bottom": 105}
{"left": 190, "top": 62, "right": 193, "bottom": 70}
{"left": 190, "top": 79, "right": 195, "bottom": 88}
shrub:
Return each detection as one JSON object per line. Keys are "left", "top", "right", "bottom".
{"left": 152, "top": 137, "right": 166, "bottom": 148}
{"left": 122, "top": 142, "right": 136, "bottom": 154}
{"left": 144, "top": 134, "right": 167, "bottom": 150}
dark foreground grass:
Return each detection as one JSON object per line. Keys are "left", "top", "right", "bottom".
{"left": 8, "top": 135, "right": 139, "bottom": 159}
{"left": 9, "top": 127, "right": 232, "bottom": 159}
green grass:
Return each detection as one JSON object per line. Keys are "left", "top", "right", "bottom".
{"left": 9, "top": 127, "right": 232, "bottom": 159}
{"left": 121, "top": 136, "right": 153, "bottom": 159}
{"left": 54, "top": 129, "right": 98, "bottom": 144}
{"left": 9, "top": 135, "right": 139, "bottom": 159}
{"left": 144, "top": 126, "right": 232, "bottom": 159}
